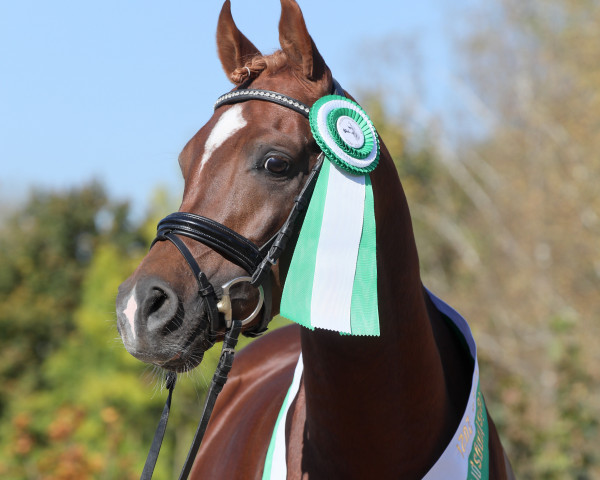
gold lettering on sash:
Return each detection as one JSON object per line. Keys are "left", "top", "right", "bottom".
{"left": 470, "top": 464, "right": 482, "bottom": 480}
{"left": 469, "top": 391, "right": 486, "bottom": 476}
{"left": 456, "top": 415, "right": 474, "bottom": 458}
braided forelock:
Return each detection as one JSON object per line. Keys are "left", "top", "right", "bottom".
{"left": 230, "top": 50, "right": 301, "bottom": 84}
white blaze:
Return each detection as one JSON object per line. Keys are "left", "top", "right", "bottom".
{"left": 199, "top": 104, "right": 247, "bottom": 172}
{"left": 123, "top": 292, "right": 138, "bottom": 340}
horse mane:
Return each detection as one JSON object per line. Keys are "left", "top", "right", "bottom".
{"left": 230, "top": 51, "right": 297, "bottom": 84}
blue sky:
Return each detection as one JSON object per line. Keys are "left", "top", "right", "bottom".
{"left": 0, "top": 0, "right": 472, "bottom": 219}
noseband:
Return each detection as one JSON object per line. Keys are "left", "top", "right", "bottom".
{"left": 151, "top": 81, "right": 343, "bottom": 338}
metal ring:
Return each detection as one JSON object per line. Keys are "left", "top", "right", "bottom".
{"left": 217, "top": 276, "right": 264, "bottom": 329}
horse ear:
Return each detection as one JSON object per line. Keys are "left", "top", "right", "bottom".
{"left": 279, "top": 0, "right": 328, "bottom": 81}
{"left": 217, "top": 0, "right": 261, "bottom": 82}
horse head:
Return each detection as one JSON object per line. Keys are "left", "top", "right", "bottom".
{"left": 116, "top": 0, "right": 334, "bottom": 372}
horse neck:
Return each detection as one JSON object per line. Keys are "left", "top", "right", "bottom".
{"left": 298, "top": 141, "right": 453, "bottom": 475}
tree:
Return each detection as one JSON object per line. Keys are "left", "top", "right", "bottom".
{"left": 0, "top": 183, "right": 113, "bottom": 416}
{"left": 0, "top": 184, "right": 154, "bottom": 478}
{"left": 455, "top": 2, "right": 600, "bottom": 477}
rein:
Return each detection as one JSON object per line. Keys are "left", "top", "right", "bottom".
{"left": 140, "top": 81, "right": 344, "bottom": 480}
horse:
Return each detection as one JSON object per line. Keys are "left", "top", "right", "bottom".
{"left": 116, "top": 1, "right": 515, "bottom": 478}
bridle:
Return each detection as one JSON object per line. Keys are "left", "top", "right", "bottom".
{"left": 141, "top": 80, "right": 345, "bottom": 479}
{"left": 151, "top": 81, "right": 343, "bottom": 338}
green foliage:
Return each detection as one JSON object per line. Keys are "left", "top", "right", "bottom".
{"left": 0, "top": 183, "right": 289, "bottom": 479}
{"left": 0, "top": 185, "right": 165, "bottom": 478}
{"left": 0, "top": 184, "right": 105, "bottom": 415}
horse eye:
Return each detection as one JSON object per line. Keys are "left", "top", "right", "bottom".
{"left": 264, "top": 156, "right": 290, "bottom": 175}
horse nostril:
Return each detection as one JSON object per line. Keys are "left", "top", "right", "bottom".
{"left": 147, "top": 287, "right": 184, "bottom": 336}
{"left": 147, "top": 288, "right": 168, "bottom": 316}
{"left": 138, "top": 280, "right": 181, "bottom": 335}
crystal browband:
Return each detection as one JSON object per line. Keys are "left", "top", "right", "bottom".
{"left": 214, "top": 89, "right": 311, "bottom": 117}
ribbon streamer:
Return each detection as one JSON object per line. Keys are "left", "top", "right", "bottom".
{"left": 281, "top": 96, "right": 380, "bottom": 336}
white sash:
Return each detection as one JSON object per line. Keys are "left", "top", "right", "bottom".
{"left": 262, "top": 290, "right": 489, "bottom": 479}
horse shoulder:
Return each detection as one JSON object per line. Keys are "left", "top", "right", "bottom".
{"left": 190, "top": 324, "right": 301, "bottom": 479}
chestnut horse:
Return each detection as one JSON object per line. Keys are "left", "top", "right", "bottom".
{"left": 116, "top": 1, "right": 514, "bottom": 478}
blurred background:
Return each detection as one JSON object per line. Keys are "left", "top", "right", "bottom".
{"left": 1, "top": 0, "right": 598, "bottom": 478}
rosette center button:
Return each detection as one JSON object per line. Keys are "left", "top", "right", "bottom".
{"left": 337, "top": 116, "right": 365, "bottom": 149}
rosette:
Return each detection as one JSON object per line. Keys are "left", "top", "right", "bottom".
{"left": 309, "top": 96, "right": 379, "bottom": 174}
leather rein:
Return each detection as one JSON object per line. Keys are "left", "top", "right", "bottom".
{"left": 140, "top": 80, "right": 345, "bottom": 480}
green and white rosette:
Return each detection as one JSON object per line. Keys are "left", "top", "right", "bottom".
{"left": 280, "top": 95, "right": 380, "bottom": 336}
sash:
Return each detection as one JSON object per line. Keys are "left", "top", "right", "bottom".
{"left": 262, "top": 290, "right": 490, "bottom": 479}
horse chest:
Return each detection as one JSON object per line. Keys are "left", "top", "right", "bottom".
{"left": 190, "top": 325, "right": 302, "bottom": 479}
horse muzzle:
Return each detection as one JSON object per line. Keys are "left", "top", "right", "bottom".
{"left": 115, "top": 211, "right": 270, "bottom": 371}
{"left": 115, "top": 271, "right": 264, "bottom": 371}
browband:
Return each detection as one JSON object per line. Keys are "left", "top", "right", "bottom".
{"left": 214, "top": 89, "right": 310, "bottom": 118}
{"left": 213, "top": 78, "right": 345, "bottom": 117}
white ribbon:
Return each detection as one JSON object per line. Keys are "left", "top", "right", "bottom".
{"left": 262, "top": 354, "right": 304, "bottom": 480}
{"left": 311, "top": 164, "right": 365, "bottom": 333}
